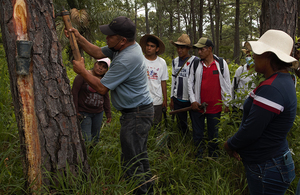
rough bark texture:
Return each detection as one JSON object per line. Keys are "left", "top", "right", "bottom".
{"left": 233, "top": 0, "right": 240, "bottom": 64}
{"left": 260, "top": 0, "right": 297, "bottom": 38}
{"left": 208, "top": 1, "right": 215, "bottom": 45}
{"left": 297, "top": 2, "right": 300, "bottom": 37}
{"left": 215, "top": 0, "right": 220, "bottom": 56}
{"left": 198, "top": 0, "right": 203, "bottom": 38}
{"left": 0, "top": 0, "right": 89, "bottom": 192}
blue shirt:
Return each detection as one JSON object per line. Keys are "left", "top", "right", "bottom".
{"left": 101, "top": 43, "right": 152, "bottom": 110}
{"left": 227, "top": 72, "right": 297, "bottom": 164}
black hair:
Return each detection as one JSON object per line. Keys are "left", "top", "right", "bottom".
{"left": 147, "top": 37, "right": 159, "bottom": 48}
{"left": 269, "top": 52, "right": 291, "bottom": 71}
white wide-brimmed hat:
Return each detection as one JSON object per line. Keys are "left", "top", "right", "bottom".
{"left": 245, "top": 29, "right": 297, "bottom": 63}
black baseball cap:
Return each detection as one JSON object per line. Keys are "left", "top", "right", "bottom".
{"left": 99, "top": 16, "right": 136, "bottom": 38}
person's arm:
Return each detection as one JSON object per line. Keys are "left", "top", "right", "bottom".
{"left": 188, "top": 57, "right": 197, "bottom": 104}
{"left": 227, "top": 86, "right": 281, "bottom": 150}
{"left": 224, "top": 141, "right": 241, "bottom": 161}
{"left": 169, "top": 60, "right": 175, "bottom": 110}
{"left": 221, "top": 60, "right": 232, "bottom": 108}
{"left": 161, "top": 80, "right": 167, "bottom": 108}
{"left": 72, "top": 57, "right": 109, "bottom": 95}
{"left": 66, "top": 28, "right": 106, "bottom": 59}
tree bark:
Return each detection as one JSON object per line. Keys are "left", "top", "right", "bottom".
{"left": 234, "top": 0, "right": 240, "bottom": 64}
{"left": 0, "top": 0, "right": 89, "bottom": 192}
{"left": 297, "top": 0, "right": 300, "bottom": 37}
{"left": 260, "top": 0, "right": 297, "bottom": 38}
{"left": 177, "top": 0, "right": 180, "bottom": 33}
{"left": 145, "top": 1, "right": 150, "bottom": 34}
{"left": 215, "top": 0, "right": 220, "bottom": 56}
{"left": 191, "top": 0, "right": 196, "bottom": 44}
{"left": 208, "top": 0, "right": 215, "bottom": 45}
{"left": 198, "top": 0, "right": 204, "bottom": 38}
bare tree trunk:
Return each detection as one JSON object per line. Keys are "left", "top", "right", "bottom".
{"left": 249, "top": 3, "right": 253, "bottom": 40}
{"left": 169, "top": 0, "right": 175, "bottom": 59}
{"left": 156, "top": 0, "right": 162, "bottom": 37}
{"left": 145, "top": 1, "right": 150, "bottom": 34}
{"left": 135, "top": 0, "right": 138, "bottom": 27}
{"left": 260, "top": 0, "right": 297, "bottom": 38}
{"left": 177, "top": 0, "right": 180, "bottom": 32}
{"left": 198, "top": 0, "right": 204, "bottom": 38}
{"left": 191, "top": 0, "right": 197, "bottom": 55}
{"left": 208, "top": 0, "right": 215, "bottom": 45}
{"left": 0, "top": 0, "right": 89, "bottom": 192}
{"left": 234, "top": 0, "right": 240, "bottom": 64}
{"left": 215, "top": 0, "right": 220, "bottom": 56}
{"left": 297, "top": 0, "right": 300, "bottom": 37}
{"left": 191, "top": 0, "right": 196, "bottom": 44}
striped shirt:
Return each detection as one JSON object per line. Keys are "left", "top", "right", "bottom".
{"left": 171, "top": 56, "right": 197, "bottom": 101}
{"left": 227, "top": 72, "right": 297, "bottom": 164}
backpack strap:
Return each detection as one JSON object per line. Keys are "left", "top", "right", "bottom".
{"left": 213, "top": 56, "right": 224, "bottom": 75}
{"left": 192, "top": 57, "right": 200, "bottom": 86}
{"left": 193, "top": 58, "right": 200, "bottom": 73}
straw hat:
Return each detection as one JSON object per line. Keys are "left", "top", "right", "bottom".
{"left": 241, "top": 49, "right": 251, "bottom": 54}
{"left": 139, "top": 34, "right": 165, "bottom": 55}
{"left": 97, "top": 58, "right": 111, "bottom": 68}
{"left": 245, "top": 29, "right": 297, "bottom": 63}
{"left": 170, "top": 34, "right": 192, "bottom": 47}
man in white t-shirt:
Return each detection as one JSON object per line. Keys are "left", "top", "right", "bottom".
{"left": 140, "top": 34, "right": 169, "bottom": 133}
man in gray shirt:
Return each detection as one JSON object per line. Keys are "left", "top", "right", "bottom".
{"left": 67, "top": 16, "right": 154, "bottom": 194}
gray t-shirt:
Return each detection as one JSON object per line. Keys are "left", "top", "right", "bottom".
{"left": 101, "top": 43, "right": 152, "bottom": 110}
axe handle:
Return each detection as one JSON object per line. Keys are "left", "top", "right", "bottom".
{"left": 62, "top": 11, "right": 81, "bottom": 61}
{"left": 169, "top": 102, "right": 208, "bottom": 115}
{"left": 169, "top": 106, "right": 192, "bottom": 115}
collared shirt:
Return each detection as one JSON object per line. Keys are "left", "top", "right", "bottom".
{"left": 101, "top": 43, "right": 152, "bottom": 110}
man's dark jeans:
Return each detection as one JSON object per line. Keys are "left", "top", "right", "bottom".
{"left": 120, "top": 104, "right": 154, "bottom": 194}
{"left": 191, "top": 111, "right": 221, "bottom": 157}
{"left": 173, "top": 97, "right": 191, "bottom": 135}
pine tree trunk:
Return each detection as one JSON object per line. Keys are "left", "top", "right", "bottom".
{"left": 260, "top": 0, "right": 297, "bottom": 38}
{"left": 145, "top": 1, "right": 150, "bottom": 34}
{"left": 198, "top": 0, "right": 204, "bottom": 38}
{"left": 215, "top": 0, "right": 220, "bottom": 56}
{"left": 233, "top": 0, "right": 240, "bottom": 64}
{"left": 297, "top": 0, "right": 300, "bottom": 37}
{"left": 0, "top": 0, "right": 89, "bottom": 192}
{"left": 208, "top": 0, "right": 215, "bottom": 45}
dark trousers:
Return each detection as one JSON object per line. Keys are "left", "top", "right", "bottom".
{"left": 173, "top": 97, "right": 191, "bottom": 135}
{"left": 153, "top": 104, "right": 163, "bottom": 135}
{"left": 120, "top": 104, "right": 154, "bottom": 194}
{"left": 191, "top": 111, "right": 221, "bottom": 157}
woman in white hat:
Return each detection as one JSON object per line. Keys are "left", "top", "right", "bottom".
{"left": 72, "top": 58, "right": 112, "bottom": 145}
{"left": 224, "top": 29, "right": 297, "bottom": 194}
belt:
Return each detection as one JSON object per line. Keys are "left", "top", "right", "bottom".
{"left": 121, "top": 103, "right": 153, "bottom": 113}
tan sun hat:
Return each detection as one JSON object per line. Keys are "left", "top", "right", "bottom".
{"left": 170, "top": 34, "right": 192, "bottom": 47}
{"left": 245, "top": 29, "right": 297, "bottom": 63}
{"left": 139, "top": 34, "right": 165, "bottom": 55}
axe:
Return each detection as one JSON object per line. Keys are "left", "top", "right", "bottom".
{"left": 169, "top": 102, "right": 208, "bottom": 115}
{"left": 56, "top": 7, "right": 81, "bottom": 61}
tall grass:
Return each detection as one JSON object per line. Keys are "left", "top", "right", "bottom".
{"left": 0, "top": 48, "right": 300, "bottom": 194}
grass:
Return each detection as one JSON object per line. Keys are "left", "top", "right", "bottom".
{"left": 1, "top": 51, "right": 300, "bottom": 194}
